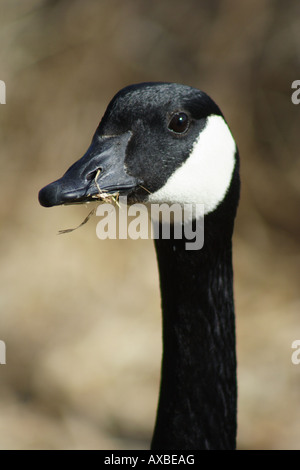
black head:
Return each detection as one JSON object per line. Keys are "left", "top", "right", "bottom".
{"left": 39, "top": 82, "right": 239, "bottom": 221}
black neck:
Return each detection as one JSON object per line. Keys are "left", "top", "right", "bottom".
{"left": 151, "top": 224, "right": 237, "bottom": 450}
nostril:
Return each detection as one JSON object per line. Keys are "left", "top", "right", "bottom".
{"left": 86, "top": 168, "right": 102, "bottom": 181}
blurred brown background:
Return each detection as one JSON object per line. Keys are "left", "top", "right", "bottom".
{"left": 0, "top": 0, "right": 299, "bottom": 449}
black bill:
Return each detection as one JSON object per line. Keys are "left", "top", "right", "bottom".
{"left": 39, "top": 131, "right": 140, "bottom": 207}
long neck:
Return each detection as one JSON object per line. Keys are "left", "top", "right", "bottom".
{"left": 151, "top": 227, "right": 237, "bottom": 450}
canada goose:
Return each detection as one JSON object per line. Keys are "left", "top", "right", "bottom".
{"left": 39, "top": 82, "right": 240, "bottom": 450}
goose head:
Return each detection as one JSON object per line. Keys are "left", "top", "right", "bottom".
{"left": 39, "top": 82, "right": 239, "bottom": 223}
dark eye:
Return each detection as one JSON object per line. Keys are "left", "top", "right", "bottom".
{"left": 168, "top": 112, "right": 190, "bottom": 134}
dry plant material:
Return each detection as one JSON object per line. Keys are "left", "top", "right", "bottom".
{"left": 58, "top": 208, "right": 96, "bottom": 234}
{"left": 91, "top": 169, "right": 120, "bottom": 207}
{"left": 58, "top": 169, "right": 120, "bottom": 235}
{"left": 139, "top": 184, "right": 152, "bottom": 194}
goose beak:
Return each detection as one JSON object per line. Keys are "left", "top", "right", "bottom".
{"left": 39, "top": 131, "right": 140, "bottom": 207}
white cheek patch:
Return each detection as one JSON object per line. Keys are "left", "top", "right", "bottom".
{"left": 148, "top": 115, "right": 236, "bottom": 217}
